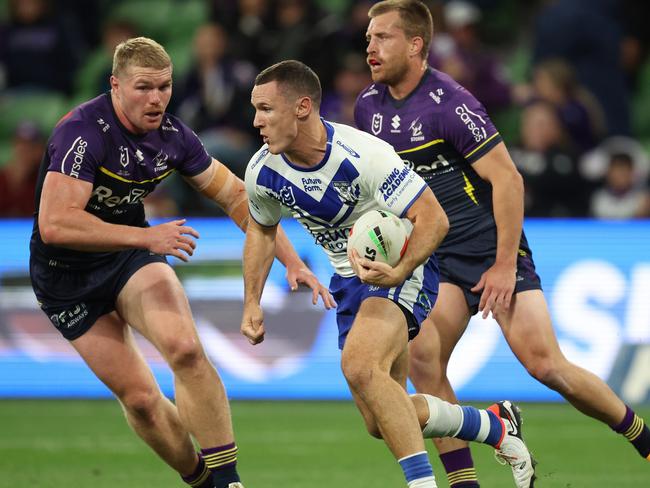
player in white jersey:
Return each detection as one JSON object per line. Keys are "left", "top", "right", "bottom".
{"left": 242, "top": 60, "right": 536, "bottom": 488}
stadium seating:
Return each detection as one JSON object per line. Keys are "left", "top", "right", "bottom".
{"left": 0, "top": 92, "right": 69, "bottom": 138}
{"left": 0, "top": 92, "right": 70, "bottom": 167}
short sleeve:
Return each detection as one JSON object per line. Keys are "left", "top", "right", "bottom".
{"left": 244, "top": 151, "right": 282, "bottom": 227}
{"left": 175, "top": 120, "right": 212, "bottom": 177}
{"left": 440, "top": 88, "right": 502, "bottom": 164}
{"left": 47, "top": 120, "right": 104, "bottom": 183}
{"left": 360, "top": 142, "right": 428, "bottom": 217}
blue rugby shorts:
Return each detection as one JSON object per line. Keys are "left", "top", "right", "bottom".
{"left": 329, "top": 257, "right": 439, "bottom": 349}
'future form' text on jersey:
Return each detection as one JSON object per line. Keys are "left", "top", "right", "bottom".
{"left": 245, "top": 120, "right": 428, "bottom": 277}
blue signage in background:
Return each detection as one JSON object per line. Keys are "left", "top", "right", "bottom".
{"left": 1, "top": 218, "right": 649, "bottom": 402}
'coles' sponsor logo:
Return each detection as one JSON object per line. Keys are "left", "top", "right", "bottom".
{"left": 62, "top": 137, "right": 88, "bottom": 178}
{"left": 455, "top": 104, "right": 487, "bottom": 142}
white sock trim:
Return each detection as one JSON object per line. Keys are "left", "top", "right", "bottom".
{"left": 408, "top": 475, "right": 438, "bottom": 488}
{"left": 475, "top": 409, "right": 491, "bottom": 442}
{"left": 398, "top": 450, "right": 428, "bottom": 463}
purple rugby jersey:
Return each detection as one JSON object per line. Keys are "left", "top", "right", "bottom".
{"left": 354, "top": 68, "right": 502, "bottom": 250}
{"left": 30, "top": 93, "right": 212, "bottom": 267}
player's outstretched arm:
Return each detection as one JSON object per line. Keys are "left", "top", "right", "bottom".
{"left": 352, "top": 187, "right": 448, "bottom": 288}
{"left": 470, "top": 142, "right": 524, "bottom": 318}
{"left": 188, "top": 158, "right": 335, "bottom": 308}
{"left": 241, "top": 218, "right": 277, "bottom": 345}
{"left": 38, "top": 172, "right": 198, "bottom": 260}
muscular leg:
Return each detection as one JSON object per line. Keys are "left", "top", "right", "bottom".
{"left": 116, "top": 263, "right": 235, "bottom": 448}
{"left": 341, "top": 297, "right": 425, "bottom": 459}
{"left": 351, "top": 341, "right": 410, "bottom": 440}
{"left": 498, "top": 290, "right": 626, "bottom": 424}
{"left": 71, "top": 312, "right": 197, "bottom": 475}
{"left": 409, "top": 283, "right": 473, "bottom": 454}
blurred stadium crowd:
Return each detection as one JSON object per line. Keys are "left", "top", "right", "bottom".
{"left": 1, "top": 0, "right": 650, "bottom": 219}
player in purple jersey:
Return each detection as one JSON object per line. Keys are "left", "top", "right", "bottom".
{"left": 29, "top": 37, "right": 334, "bottom": 488}
{"left": 355, "top": 2, "right": 650, "bottom": 487}
{"left": 242, "top": 60, "right": 536, "bottom": 488}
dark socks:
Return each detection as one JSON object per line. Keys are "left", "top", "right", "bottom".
{"left": 201, "top": 443, "right": 240, "bottom": 488}
{"left": 181, "top": 454, "right": 213, "bottom": 488}
{"left": 440, "top": 447, "right": 480, "bottom": 487}
{"left": 611, "top": 405, "right": 650, "bottom": 460}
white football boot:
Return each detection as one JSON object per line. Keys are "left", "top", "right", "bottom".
{"left": 488, "top": 400, "right": 537, "bottom": 488}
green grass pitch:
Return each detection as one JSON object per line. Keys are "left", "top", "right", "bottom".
{"left": 0, "top": 400, "right": 647, "bottom": 487}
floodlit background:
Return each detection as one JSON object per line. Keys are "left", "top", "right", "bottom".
{"left": 0, "top": 1, "right": 649, "bottom": 486}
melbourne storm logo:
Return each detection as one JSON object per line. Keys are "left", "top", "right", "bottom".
{"left": 332, "top": 181, "right": 360, "bottom": 205}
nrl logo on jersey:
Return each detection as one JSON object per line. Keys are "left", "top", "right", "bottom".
{"left": 119, "top": 145, "right": 130, "bottom": 168}
{"left": 332, "top": 181, "right": 360, "bottom": 205}
{"left": 371, "top": 113, "right": 383, "bottom": 135}
{"left": 268, "top": 185, "right": 296, "bottom": 207}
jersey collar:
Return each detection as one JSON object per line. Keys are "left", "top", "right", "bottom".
{"left": 385, "top": 67, "right": 432, "bottom": 109}
{"left": 280, "top": 118, "right": 334, "bottom": 172}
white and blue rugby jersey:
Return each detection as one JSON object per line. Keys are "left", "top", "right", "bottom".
{"left": 245, "top": 120, "right": 428, "bottom": 277}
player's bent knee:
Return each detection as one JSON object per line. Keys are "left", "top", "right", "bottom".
{"left": 341, "top": 357, "right": 376, "bottom": 392}
{"left": 164, "top": 338, "right": 207, "bottom": 373}
{"left": 525, "top": 356, "right": 570, "bottom": 392}
{"left": 119, "top": 388, "right": 163, "bottom": 423}
{"left": 409, "top": 340, "right": 436, "bottom": 364}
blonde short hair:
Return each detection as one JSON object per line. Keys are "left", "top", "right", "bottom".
{"left": 112, "top": 37, "right": 172, "bottom": 78}
{"left": 369, "top": 0, "right": 433, "bottom": 60}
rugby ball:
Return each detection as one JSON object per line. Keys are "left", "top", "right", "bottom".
{"left": 348, "top": 210, "right": 409, "bottom": 266}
